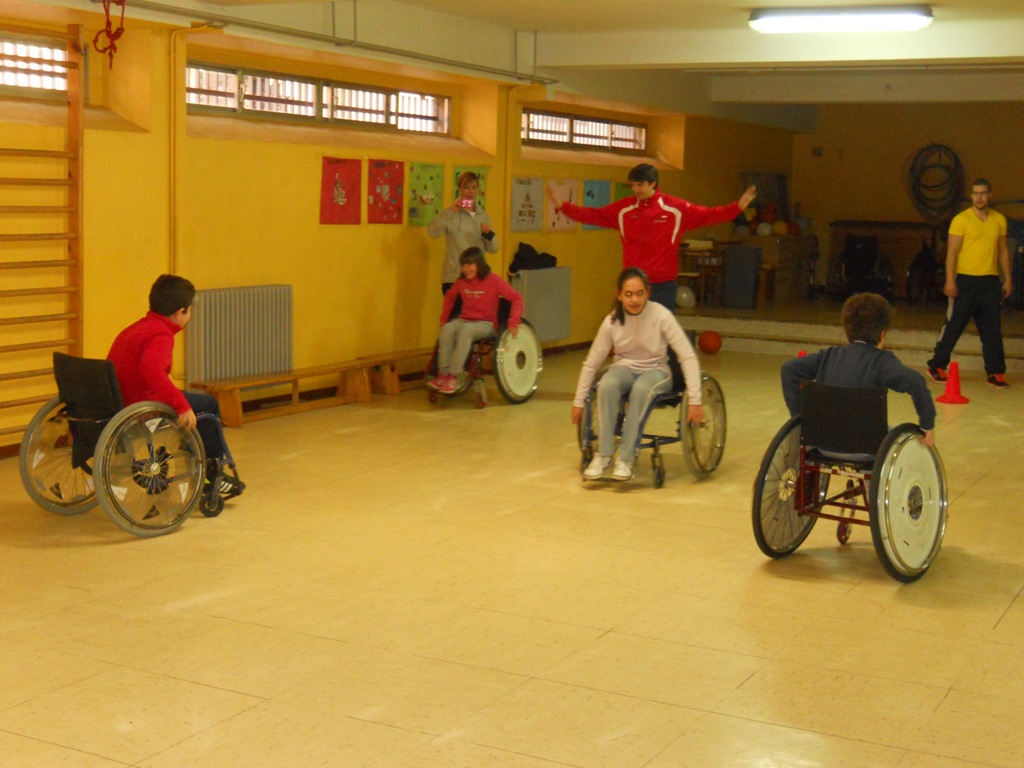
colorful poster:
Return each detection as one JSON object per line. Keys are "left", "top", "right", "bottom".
{"left": 320, "top": 157, "right": 361, "bottom": 225}
{"left": 368, "top": 159, "right": 404, "bottom": 224}
{"left": 546, "top": 178, "right": 579, "bottom": 232}
{"left": 407, "top": 162, "right": 444, "bottom": 226}
{"left": 510, "top": 177, "right": 542, "bottom": 232}
{"left": 453, "top": 166, "right": 490, "bottom": 211}
{"left": 582, "top": 179, "right": 611, "bottom": 230}
{"left": 614, "top": 181, "right": 633, "bottom": 202}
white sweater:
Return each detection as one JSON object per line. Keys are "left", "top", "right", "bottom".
{"left": 573, "top": 302, "right": 702, "bottom": 407}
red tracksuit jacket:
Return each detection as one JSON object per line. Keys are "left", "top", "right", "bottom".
{"left": 560, "top": 191, "right": 740, "bottom": 283}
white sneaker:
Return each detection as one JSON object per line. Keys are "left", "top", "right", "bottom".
{"left": 583, "top": 455, "right": 612, "bottom": 479}
{"left": 612, "top": 459, "right": 634, "bottom": 481}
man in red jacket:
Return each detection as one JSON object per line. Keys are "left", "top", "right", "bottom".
{"left": 548, "top": 163, "right": 756, "bottom": 311}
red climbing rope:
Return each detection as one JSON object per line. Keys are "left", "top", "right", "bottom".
{"left": 92, "top": 0, "right": 127, "bottom": 68}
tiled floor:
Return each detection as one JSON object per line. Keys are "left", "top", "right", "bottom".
{"left": 2, "top": 347, "right": 1024, "bottom": 767}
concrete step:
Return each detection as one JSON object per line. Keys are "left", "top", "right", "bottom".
{"left": 679, "top": 314, "right": 1024, "bottom": 374}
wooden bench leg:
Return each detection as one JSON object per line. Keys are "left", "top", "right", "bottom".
{"left": 339, "top": 367, "right": 373, "bottom": 404}
{"left": 369, "top": 362, "right": 403, "bottom": 396}
{"left": 215, "top": 388, "right": 244, "bottom": 428}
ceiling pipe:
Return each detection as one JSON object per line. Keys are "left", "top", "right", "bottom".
{"left": 91, "top": 0, "right": 557, "bottom": 85}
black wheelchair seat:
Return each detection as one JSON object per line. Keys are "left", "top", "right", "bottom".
{"left": 801, "top": 382, "right": 886, "bottom": 463}
{"left": 52, "top": 352, "right": 124, "bottom": 470}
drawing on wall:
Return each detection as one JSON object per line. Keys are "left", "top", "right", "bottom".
{"left": 583, "top": 179, "right": 611, "bottom": 230}
{"left": 320, "top": 157, "right": 361, "bottom": 225}
{"left": 453, "top": 166, "right": 490, "bottom": 211}
{"left": 368, "top": 159, "right": 404, "bottom": 224}
{"left": 407, "top": 163, "right": 444, "bottom": 226}
{"left": 510, "top": 177, "right": 543, "bottom": 232}
{"left": 546, "top": 178, "right": 579, "bottom": 232}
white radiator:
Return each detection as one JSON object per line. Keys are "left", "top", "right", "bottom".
{"left": 185, "top": 285, "right": 292, "bottom": 383}
{"left": 510, "top": 267, "right": 572, "bottom": 342}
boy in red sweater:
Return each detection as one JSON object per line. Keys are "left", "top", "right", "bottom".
{"left": 107, "top": 274, "right": 242, "bottom": 498}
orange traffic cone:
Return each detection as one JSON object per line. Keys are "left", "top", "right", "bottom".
{"left": 937, "top": 361, "right": 969, "bottom": 404}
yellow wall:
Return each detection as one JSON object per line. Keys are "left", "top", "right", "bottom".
{"left": 7, "top": 14, "right": 1024, "bottom": 380}
{"left": 792, "top": 101, "right": 1024, "bottom": 275}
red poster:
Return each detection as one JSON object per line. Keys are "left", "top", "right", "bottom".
{"left": 320, "top": 157, "right": 361, "bottom": 225}
{"left": 368, "top": 159, "right": 404, "bottom": 224}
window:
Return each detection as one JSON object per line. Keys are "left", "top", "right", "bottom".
{"left": 186, "top": 63, "right": 450, "bottom": 135}
{"left": 522, "top": 109, "right": 647, "bottom": 154}
{"left": 0, "top": 36, "right": 69, "bottom": 93}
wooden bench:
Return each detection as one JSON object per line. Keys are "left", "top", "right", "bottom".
{"left": 362, "top": 346, "right": 434, "bottom": 396}
{"left": 190, "top": 347, "right": 433, "bottom": 427}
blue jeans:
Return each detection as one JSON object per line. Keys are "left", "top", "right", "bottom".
{"left": 183, "top": 390, "right": 225, "bottom": 460}
{"left": 596, "top": 366, "right": 672, "bottom": 461}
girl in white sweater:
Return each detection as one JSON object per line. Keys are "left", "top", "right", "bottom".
{"left": 572, "top": 268, "right": 703, "bottom": 480}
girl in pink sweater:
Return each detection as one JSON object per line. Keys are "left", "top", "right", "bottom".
{"left": 429, "top": 248, "right": 524, "bottom": 394}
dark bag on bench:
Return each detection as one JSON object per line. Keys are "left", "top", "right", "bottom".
{"left": 509, "top": 242, "right": 556, "bottom": 273}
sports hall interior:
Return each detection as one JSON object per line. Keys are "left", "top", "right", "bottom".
{"left": 2, "top": 1, "right": 1024, "bottom": 766}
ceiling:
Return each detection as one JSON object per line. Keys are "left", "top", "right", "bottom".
{"left": 210, "top": 0, "right": 1024, "bottom": 129}
{"left": 13, "top": 0, "right": 1024, "bottom": 129}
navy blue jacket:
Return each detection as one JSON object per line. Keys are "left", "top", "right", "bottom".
{"left": 781, "top": 341, "right": 936, "bottom": 430}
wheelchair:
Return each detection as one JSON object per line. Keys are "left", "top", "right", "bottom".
{"left": 577, "top": 372, "right": 726, "bottom": 487}
{"left": 752, "top": 382, "right": 947, "bottom": 583}
{"left": 826, "top": 234, "right": 893, "bottom": 299}
{"left": 426, "top": 319, "right": 542, "bottom": 408}
{"left": 19, "top": 352, "right": 243, "bottom": 538}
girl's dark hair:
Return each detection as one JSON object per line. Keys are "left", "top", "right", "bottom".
{"left": 458, "top": 246, "right": 490, "bottom": 279}
{"left": 841, "top": 292, "right": 892, "bottom": 345}
{"left": 612, "top": 267, "right": 650, "bottom": 325}
{"left": 149, "top": 274, "right": 195, "bottom": 316}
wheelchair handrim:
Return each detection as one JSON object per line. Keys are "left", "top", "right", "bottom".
{"left": 495, "top": 323, "right": 542, "bottom": 401}
{"left": 873, "top": 433, "right": 948, "bottom": 576}
{"left": 19, "top": 396, "right": 98, "bottom": 515}
{"left": 94, "top": 402, "right": 205, "bottom": 536}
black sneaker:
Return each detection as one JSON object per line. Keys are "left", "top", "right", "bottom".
{"left": 987, "top": 374, "right": 1009, "bottom": 389}
{"left": 927, "top": 366, "right": 948, "bottom": 383}
{"left": 217, "top": 474, "right": 245, "bottom": 499}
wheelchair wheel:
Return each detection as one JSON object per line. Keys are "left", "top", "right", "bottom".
{"left": 752, "top": 416, "right": 827, "bottom": 557}
{"left": 93, "top": 401, "right": 205, "bottom": 537}
{"left": 651, "top": 451, "right": 665, "bottom": 489}
{"left": 681, "top": 374, "right": 726, "bottom": 480}
{"left": 19, "top": 396, "right": 99, "bottom": 516}
{"left": 869, "top": 424, "right": 948, "bottom": 583}
{"left": 200, "top": 492, "right": 224, "bottom": 518}
{"left": 493, "top": 320, "right": 542, "bottom": 404}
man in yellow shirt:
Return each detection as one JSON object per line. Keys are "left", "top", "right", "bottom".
{"left": 927, "top": 178, "right": 1012, "bottom": 389}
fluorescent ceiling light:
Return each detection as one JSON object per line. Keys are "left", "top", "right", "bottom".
{"left": 749, "top": 5, "right": 933, "bottom": 34}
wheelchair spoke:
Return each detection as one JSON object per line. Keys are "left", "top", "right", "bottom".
{"left": 753, "top": 417, "right": 817, "bottom": 557}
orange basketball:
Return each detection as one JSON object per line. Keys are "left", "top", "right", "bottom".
{"left": 698, "top": 330, "right": 722, "bottom": 355}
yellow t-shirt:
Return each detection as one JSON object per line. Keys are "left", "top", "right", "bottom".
{"left": 949, "top": 207, "right": 1007, "bottom": 276}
